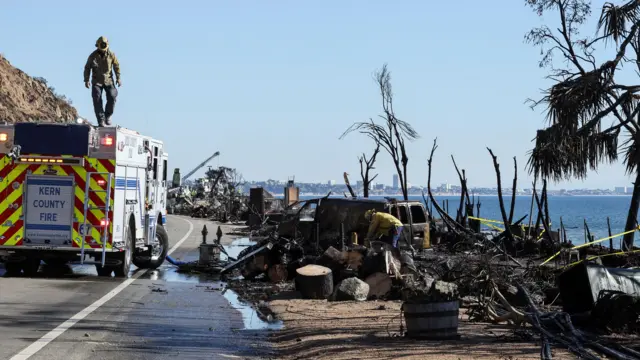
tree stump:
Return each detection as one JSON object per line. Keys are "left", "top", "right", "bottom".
{"left": 295, "top": 265, "right": 334, "bottom": 299}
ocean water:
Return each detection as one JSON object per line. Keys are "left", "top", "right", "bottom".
{"left": 298, "top": 195, "right": 640, "bottom": 247}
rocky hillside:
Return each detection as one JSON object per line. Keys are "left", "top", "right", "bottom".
{"left": 0, "top": 55, "right": 78, "bottom": 123}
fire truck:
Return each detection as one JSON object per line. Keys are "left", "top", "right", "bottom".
{"left": 0, "top": 122, "right": 169, "bottom": 277}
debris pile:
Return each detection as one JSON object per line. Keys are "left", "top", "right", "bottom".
{"left": 198, "top": 143, "right": 640, "bottom": 357}
{"left": 167, "top": 162, "right": 252, "bottom": 224}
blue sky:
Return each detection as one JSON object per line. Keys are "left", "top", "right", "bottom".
{"left": 0, "top": 0, "right": 633, "bottom": 189}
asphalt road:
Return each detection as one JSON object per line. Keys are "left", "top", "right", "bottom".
{"left": 0, "top": 216, "right": 270, "bottom": 360}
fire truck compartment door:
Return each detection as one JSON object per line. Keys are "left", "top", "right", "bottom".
{"left": 24, "top": 175, "right": 74, "bottom": 247}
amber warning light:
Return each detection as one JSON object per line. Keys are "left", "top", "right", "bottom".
{"left": 0, "top": 133, "right": 7, "bottom": 142}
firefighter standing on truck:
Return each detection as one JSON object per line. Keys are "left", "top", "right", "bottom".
{"left": 84, "top": 36, "right": 121, "bottom": 127}
{"left": 364, "top": 209, "right": 404, "bottom": 248}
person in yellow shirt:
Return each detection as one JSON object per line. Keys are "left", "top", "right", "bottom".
{"left": 364, "top": 209, "right": 404, "bottom": 248}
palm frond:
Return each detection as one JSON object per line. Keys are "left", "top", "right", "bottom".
{"left": 545, "top": 67, "right": 615, "bottom": 130}
{"left": 598, "top": 1, "right": 640, "bottom": 42}
{"left": 527, "top": 124, "right": 619, "bottom": 181}
{"left": 622, "top": 131, "right": 640, "bottom": 174}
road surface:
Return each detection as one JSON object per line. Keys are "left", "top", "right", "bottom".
{"left": 0, "top": 216, "right": 270, "bottom": 360}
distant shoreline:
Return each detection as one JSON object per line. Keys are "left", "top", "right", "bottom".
{"left": 267, "top": 193, "right": 633, "bottom": 198}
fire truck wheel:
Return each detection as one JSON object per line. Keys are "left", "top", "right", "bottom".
{"left": 44, "top": 259, "right": 68, "bottom": 267}
{"left": 113, "top": 226, "right": 133, "bottom": 277}
{"left": 21, "top": 258, "right": 41, "bottom": 277}
{"left": 4, "top": 262, "right": 22, "bottom": 276}
{"left": 133, "top": 225, "right": 169, "bottom": 269}
{"left": 148, "top": 225, "right": 169, "bottom": 269}
{"left": 95, "top": 265, "right": 113, "bottom": 277}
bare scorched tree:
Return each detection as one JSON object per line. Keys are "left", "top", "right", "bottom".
{"left": 526, "top": 0, "right": 640, "bottom": 250}
{"left": 359, "top": 142, "right": 380, "bottom": 197}
{"left": 340, "top": 64, "right": 420, "bottom": 200}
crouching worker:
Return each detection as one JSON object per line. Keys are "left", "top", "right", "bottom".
{"left": 364, "top": 209, "right": 404, "bottom": 248}
{"left": 83, "top": 36, "right": 121, "bottom": 127}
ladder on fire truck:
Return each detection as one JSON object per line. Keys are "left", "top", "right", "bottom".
{"left": 80, "top": 172, "right": 113, "bottom": 266}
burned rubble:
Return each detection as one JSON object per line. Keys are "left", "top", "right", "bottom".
{"left": 167, "top": 141, "right": 640, "bottom": 359}
{"left": 164, "top": 146, "right": 640, "bottom": 358}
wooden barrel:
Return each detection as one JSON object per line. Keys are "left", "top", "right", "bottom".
{"left": 402, "top": 300, "right": 460, "bottom": 340}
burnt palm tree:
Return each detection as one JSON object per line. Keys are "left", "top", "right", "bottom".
{"left": 525, "top": 0, "right": 640, "bottom": 250}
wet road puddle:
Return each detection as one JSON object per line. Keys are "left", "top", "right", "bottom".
{"left": 0, "top": 238, "right": 284, "bottom": 330}
{"left": 142, "top": 237, "right": 283, "bottom": 330}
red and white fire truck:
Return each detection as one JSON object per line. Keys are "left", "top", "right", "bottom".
{"left": 0, "top": 122, "right": 169, "bottom": 277}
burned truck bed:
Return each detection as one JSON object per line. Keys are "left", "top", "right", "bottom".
{"left": 276, "top": 197, "right": 429, "bottom": 251}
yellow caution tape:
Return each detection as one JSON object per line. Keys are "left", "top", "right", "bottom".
{"left": 540, "top": 225, "right": 640, "bottom": 266}
{"left": 561, "top": 249, "right": 640, "bottom": 270}
{"left": 468, "top": 216, "right": 504, "bottom": 225}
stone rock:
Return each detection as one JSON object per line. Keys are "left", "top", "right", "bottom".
{"left": 335, "top": 277, "right": 370, "bottom": 301}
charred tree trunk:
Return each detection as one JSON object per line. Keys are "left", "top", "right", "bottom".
{"left": 508, "top": 157, "right": 517, "bottom": 224}
{"left": 343, "top": 172, "right": 357, "bottom": 199}
{"left": 622, "top": 170, "right": 640, "bottom": 250}
{"left": 359, "top": 144, "right": 380, "bottom": 198}
{"left": 427, "top": 139, "right": 469, "bottom": 234}
{"left": 487, "top": 148, "right": 515, "bottom": 244}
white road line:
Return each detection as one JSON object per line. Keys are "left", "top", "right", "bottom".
{"left": 167, "top": 216, "right": 194, "bottom": 255}
{"left": 10, "top": 216, "right": 195, "bottom": 360}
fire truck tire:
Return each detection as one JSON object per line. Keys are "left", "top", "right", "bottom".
{"left": 4, "top": 262, "right": 22, "bottom": 276}
{"left": 44, "top": 259, "right": 68, "bottom": 267}
{"left": 95, "top": 265, "right": 113, "bottom": 277}
{"left": 149, "top": 225, "right": 169, "bottom": 269}
{"left": 113, "top": 225, "right": 133, "bottom": 277}
{"left": 21, "top": 258, "right": 41, "bottom": 277}
{"left": 133, "top": 225, "right": 169, "bottom": 269}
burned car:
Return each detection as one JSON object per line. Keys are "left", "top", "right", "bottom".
{"left": 277, "top": 197, "right": 430, "bottom": 251}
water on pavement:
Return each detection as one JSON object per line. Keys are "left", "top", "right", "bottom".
{"left": 0, "top": 237, "right": 283, "bottom": 330}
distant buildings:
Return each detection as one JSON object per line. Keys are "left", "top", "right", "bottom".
{"left": 242, "top": 179, "right": 631, "bottom": 197}
{"left": 614, "top": 186, "right": 630, "bottom": 194}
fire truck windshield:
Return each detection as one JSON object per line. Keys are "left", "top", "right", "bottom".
{"left": 14, "top": 123, "right": 91, "bottom": 156}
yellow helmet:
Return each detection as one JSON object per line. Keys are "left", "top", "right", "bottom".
{"left": 364, "top": 209, "right": 375, "bottom": 221}
{"left": 95, "top": 36, "right": 109, "bottom": 51}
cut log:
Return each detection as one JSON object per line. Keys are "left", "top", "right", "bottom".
{"left": 295, "top": 265, "right": 334, "bottom": 299}
{"left": 335, "top": 277, "right": 370, "bottom": 301}
{"left": 361, "top": 249, "right": 386, "bottom": 277}
{"left": 267, "top": 264, "right": 289, "bottom": 283}
{"left": 317, "top": 246, "right": 345, "bottom": 269}
{"left": 342, "top": 250, "right": 364, "bottom": 271}
{"left": 286, "top": 255, "right": 315, "bottom": 280}
{"left": 365, "top": 272, "right": 392, "bottom": 299}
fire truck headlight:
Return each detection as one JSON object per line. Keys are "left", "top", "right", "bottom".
{"left": 0, "top": 133, "right": 7, "bottom": 142}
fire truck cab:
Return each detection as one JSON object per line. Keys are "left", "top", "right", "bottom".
{"left": 0, "top": 122, "right": 169, "bottom": 277}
